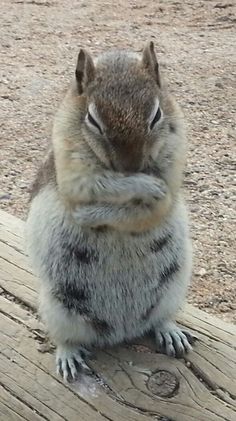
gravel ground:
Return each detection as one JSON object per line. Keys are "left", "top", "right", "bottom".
{"left": 0, "top": 0, "right": 235, "bottom": 322}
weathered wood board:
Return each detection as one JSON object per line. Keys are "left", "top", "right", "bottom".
{"left": 0, "top": 209, "right": 235, "bottom": 421}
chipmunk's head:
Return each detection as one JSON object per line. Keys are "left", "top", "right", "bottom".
{"left": 75, "top": 42, "right": 179, "bottom": 172}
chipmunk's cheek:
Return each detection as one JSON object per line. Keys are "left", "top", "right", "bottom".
{"left": 150, "top": 141, "right": 162, "bottom": 160}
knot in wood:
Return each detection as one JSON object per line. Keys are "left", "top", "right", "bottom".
{"left": 147, "top": 370, "right": 179, "bottom": 398}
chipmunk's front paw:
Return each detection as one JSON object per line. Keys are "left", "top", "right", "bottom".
{"left": 154, "top": 321, "right": 197, "bottom": 358}
{"left": 72, "top": 207, "right": 96, "bottom": 227}
{"left": 142, "top": 178, "right": 168, "bottom": 201}
{"left": 128, "top": 174, "right": 166, "bottom": 202}
{"left": 56, "top": 345, "right": 92, "bottom": 382}
{"left": 151, "top": 179, "right": 167, "bottom": 199}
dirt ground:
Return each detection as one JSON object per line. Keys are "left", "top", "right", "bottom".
{"left": 0, "top": 0, "right": 235, "bottom": 322}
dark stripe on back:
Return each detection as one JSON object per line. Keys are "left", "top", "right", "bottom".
{"left": 90, "top": 318, "right": 112, "bottom": 335}
{"left": 52, "top": 282, "right": 90, "bottom": 314}
{"left": 141, "top": 304, "right": 155, "bottom": 321}
{"left": 62, "top": 243, "right": 96, "bottom": 264}
{"left": 53, "top": 285, "right": 112, "bottom": 335}
{"left": 169, "top": 123, "right": 176, "bottom": 134}
{"left": 150, "top": 233, "right": 171, "bottom": 253}
{"left": 46, "top": 242, "right": 98, "bottom": 281}
{"left": 159, "top": 260, "right": 180, "bottom": 286}
{"left": 46, "top": 231, "right": 99, "bottom": 313}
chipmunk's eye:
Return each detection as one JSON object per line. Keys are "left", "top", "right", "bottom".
{"left": 150, "top": 107, "right": 162, "bottom": 130}
{"left": 86, "top": 111, "right": 103, "bottom": 135}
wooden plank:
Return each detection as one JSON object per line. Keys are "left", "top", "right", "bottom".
{"left": 179, "top": 304, "right": 236, "bottom": 345}
{"left": 0, "top": 384, "right": 44, "bottom": 421}
{"left": 92, "top": 348, "right": 236, "bottom": 421}
{"left": 1, "top": 296, "right": 235, "bottom": 421}
{"left": 0, "top": 209, "right": 236, "bottom": 421}
{"left": 0, "top": 210, "right": 37, "bottom": 310}
{"left": 0, "top": 256, "right": 37, "bottom": 310}
{"left": 0, "top": 310, "right": 154, "bottom": 421}
{"left": 0, "top": 315, "right": 107, "bottom": 421}
{"left": 0, "top": 401, "right": 28, "bottom": 421}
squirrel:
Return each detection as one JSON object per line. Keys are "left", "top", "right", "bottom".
{"left": 26, "top": 42, "right": 196, "bottom": 382}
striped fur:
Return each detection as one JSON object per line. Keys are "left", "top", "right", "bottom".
{"left": 26, "top": 44, "right": 192, "bottom": 368}
{"left": 26, "top": 184, "right": 191, "bottom": 347}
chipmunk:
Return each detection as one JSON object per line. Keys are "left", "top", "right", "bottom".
{"left": 26, "top": 42, "right": 196, "bottom": 382}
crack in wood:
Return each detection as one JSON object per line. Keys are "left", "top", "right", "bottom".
{"left": 0, "top": 398, "right": 28, "bottom": 421}
{"left": 0, "top": 254, "right": 34, "bottom": 278}
{"left": 177, "top": 367, "right": 230, "bottom": 420}
{"left": 93, "top": 351, "right": 177, "bottom": 419}
{"left": 215, "top": 387, "right": 236, "bottom": 403}
{"left": 196, "top": 346, "right": 236, "bottom": 374}
{"left": 184, "top": 358, "right": 214, "bottom": 390}
{"left": 0, "top": 310, "right": 47, "bottom": 348}
{"left": 0, "top": 380, "right": 50, "bottom": 421}
{"left": 1, "top": 346, "right": 113, "bottom": 421}
{"left": 0, "top": 285, "right": 36, "bottom": 312}
{"left": 96, "top": 347, "right": 236, "bottom": 419}
{"left": 0, "top": 237, "right": 26, "bottom": 257}
{"left": 0, "top": 352, "right": 75, "bottom": 421}
{"left": 185, "top": 358, "right": 236, "bottom": 407}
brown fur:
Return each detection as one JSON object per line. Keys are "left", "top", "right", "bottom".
{"left": 29, "top": 151, "right": 56, "bottom": 202}
{"left": 50, "top": 42, "right": 186, "bottom": 232}
{"left": 76, "top": 49, "right": 95, "bottom": 94}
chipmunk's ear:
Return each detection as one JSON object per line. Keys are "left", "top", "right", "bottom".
{"left": 142, "top": 41, "right": 161, "bottom": 88}
{"left": 75, "top": 49, "right": 95, "bottom": 94}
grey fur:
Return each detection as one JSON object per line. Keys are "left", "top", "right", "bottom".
{"left": 26, "top": 186, "right": 192, "bottom": 347}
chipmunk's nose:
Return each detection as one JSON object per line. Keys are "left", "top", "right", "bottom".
{"left": 122, "top": 158, "right": 142, "bottom": 172}
{"left": 113, "top": 148, "right": 144, "bottom": 172}
{"left": 108, "top": 134, "right": 145, "bottom": 172}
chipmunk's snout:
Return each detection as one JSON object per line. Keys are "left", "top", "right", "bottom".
{"left": 110, "top": 141, "right": 145, "bottom": 173}
{"left": 117, "top": 157, "right": 143, "bottom": 173}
